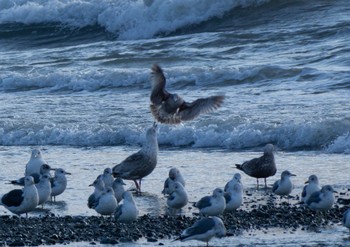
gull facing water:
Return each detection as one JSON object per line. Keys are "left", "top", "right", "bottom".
{"left": 162, "top": 167, "right": 185, "bottom": 195}
{"left": 235, "top": 144, "right": 276, "bottom": 189}
{"left": 224, "top": 173, "right": 242, "bottom": 192}
{"left": 25, "top": 149, "right": 47, "bottom": 176}
{"left": 115, "top": 191, "right": 139, "bottom": 223}
{"left": 88, "top": 178, "right": 105, "bottom": 209}
{"left": 150, "top": 64, "right": 224, "bottom": 124}
{"left": 112, "top": 178, "right": 125, "bottom": 203}
{"left": 166, "top": 182, "right": 188, "bottom": 215}
{"left": 112, "top": 123, "right": 158, "bottom": 193}
{"left": 175, "top": 216, "right": 226, "bottom": 246}
{"left": 93, "top": 187, "right": 118, "bottom": 216}
{"left": 224, "top": 183, "right": 243, "bottom": 212}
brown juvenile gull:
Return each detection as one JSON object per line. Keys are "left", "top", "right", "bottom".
{"left": 150, "top": 64, "right": 225, "bottom": 124}
{"left": 112, "top": 123, "right": 158, "bottom": 193}
{"left": 235, "top": 144, "right": 276, "bottom": 189}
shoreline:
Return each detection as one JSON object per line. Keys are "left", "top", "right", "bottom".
{"left": 1, "top": 196, "right": 349, "bottom": 247}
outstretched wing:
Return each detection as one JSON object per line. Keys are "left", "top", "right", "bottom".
{"left": 179, "top": 95, "right": 224, "bottom": 121}
{"left": 150, "top": 64, "right": 169, "bottom": 105}
{"left": 150, "top": 103, "right": 181, "bottom": 124}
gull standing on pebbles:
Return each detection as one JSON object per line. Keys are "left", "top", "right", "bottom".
{"left": 343, "top": 209, "right": 350, "bottom": 233}
{"left": 224, "top": 183, "right": 243, "bottom": 212}
{"left": 301, "top": 175, "right": 321, "bottom": 204}
{"left": 25, "top": 149, "right": 47, "bottom": 176}
{"left": 150, "top": 64, "right": 225, "bottom": 124}
{"left": 100, "top": 168, "right": 114, "bottom": 188}
{"left": 0, "top": 176, "right": 39, "bottom": 216}
{"left": 272, "top": 170, "right": 296, "bottom": 201}
{"left": 235, "top": 144, "right": 276, "bottom": 189}
{"left": 10, "top": 164, "right": 53, "bottom": 186}
{"left": 194, "top": 188, "right": 226, "bottom": 216}
{"left": 88, "top": 178, "right": 105, "bottom": 209}
{"left": 36, "top": 174, "right": 52, "bottom": 207}
{"left": 112, "top": 178, "right": 125, "bottom": 203}
{"left": 50, "top": 168, "right": 71, "bottom": 202}
{"left": 224, "top": 173, "right": 242, "bottom": 192}
{"left": 166, "top": 182, "right": 188, "bottom": 215}
{"left": 306, "top": 185, "right": 336, "bottom": 211}
{"left": 115, "top": 191, "right": 139, "bottom": 223}
{"left": 94, "top": 187, "right": 118, "bottom": 216}
{"left": 175, "top": 216, "right": 226, "bottom": 246}
{"left": 162, "top": 167, "right": 185, "bottom": 195}
{"left": 112, "top": 123, "right": 158, "bottom": 193}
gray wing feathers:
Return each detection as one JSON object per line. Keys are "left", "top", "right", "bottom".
{"left": 179, "top": 96, "right": 224, "bottom": 121}
{"left": 183, "top": 218, "right": 215, "bottom": 239}
{"left": 195, "top": 196, "right": 212, "bottom": 209}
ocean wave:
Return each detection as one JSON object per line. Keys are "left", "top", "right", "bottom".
{"left": 0, "top": 0, "right": 270, "bottom": 40}
{"left": 1, "top": 117, "right": 349, "bottom": 153}
{"left": 0, "top": 64, "right": 311, "bottom": 93}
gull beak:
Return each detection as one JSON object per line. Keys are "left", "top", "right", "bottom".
{"left": 291, "top": 174, "right": 296, "bottom": 177}
{"left": 65, "top": 172, "right": 72, "bottom": 175}
{"left": 305, "top": 180, "right": 309, "bottom": 184}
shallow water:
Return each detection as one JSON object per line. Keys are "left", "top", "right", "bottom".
{"left": 1, "top": 0, "right": 350, "bottom": 246}
{"left": 1, "top": 146, "right": 350, "bottom": 245}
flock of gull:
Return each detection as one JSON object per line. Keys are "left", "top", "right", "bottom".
{"left": 1, "top": 64, "right": 350, "bottom": 246}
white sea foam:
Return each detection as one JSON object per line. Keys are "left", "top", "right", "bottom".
{"left": 0, "top": 0, "right": 270, "bottom": 39}
{"left": 1, "top": 118, "right": 349, "bottom": 153}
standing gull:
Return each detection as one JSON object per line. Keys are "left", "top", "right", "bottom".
{"left": 112, "top": 178, "right": 126, "bottom": 203}
{"left": 112, "top": 123, "right": 158, "bottom": 193}
{"left": 224, "top": 183, "right": 243, "bottom": 212}
{"left": 100, "top": 168, "right": 114, "bottom": 188}
{"left": 88, "top": 178, "right": 105, "bottom": 209}
{"left": 194, "top": 188, "right": 226, "bottom": 216}
{"left": 150, "top": 64, "right": 225, "bottom": 124}
{"left": 162, "top": 167, "right": 185, "bottom": 195}
{"left": 0, "top": 176, "right": 39, "bottom": 216}
{"left": 175, "top": 216, "right": 226, "bottom": 246}
{"left": 25, "top": 149, "right": 47, "bottom": 176}
{"left": 36, "top": 174, "right": 52, "bottom": 207}
{"left": 10, "top": 164, "right": 53, "bottom": 186}
{"left": 166, "top": 182, "right": 188, "bottom": 215}
{"left": 235, "top": 144, "right": 276, "bottom": 189}
{"left": 93, "top": 187, "right": 118, "bottom": 216}
{"left": 50, "top": 168, "right": 71, "bottom": 202}
{"left": 343, "top": 209, "right": 350, "bottom": 233}
{"left": 115, "top": 191, "right": 139, "bottom": 223}
{"left": 306, "top": 185, "right": 336, "bottom": 211}
{"left": 272, "top": 170, "right": 296, "bottom": 201}
{"left": 224, "top": 173, "right": 242, "bottom": 192}
{"left": 301, "top": 174, "right": 321, "bottom": 204}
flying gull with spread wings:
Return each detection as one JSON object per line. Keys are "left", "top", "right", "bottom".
{"left": 150, "top": 64, "right": 224, "bottom": 124}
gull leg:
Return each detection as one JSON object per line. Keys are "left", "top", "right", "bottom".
{"left": 133, "top": 180, "right": 140, "bottom": 193}
{"left": 256, "top": 179, "right": 259, "bottom": 190}
{"left": 264, "top": 178, "right": 267, "bottom": 189}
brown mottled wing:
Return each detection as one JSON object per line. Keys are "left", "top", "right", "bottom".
{"left": 179, "top": 95, "right": 224, "bottom": 121}
{"left": 150, "top": 64, "right": 169, "bottom": 105}
{"left": 150, "top": 103, "right": 181, "bottom": 124}
{"left": 113, "top": 152, "right": 150, "bottom": 179}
